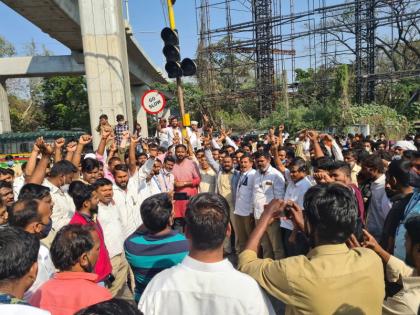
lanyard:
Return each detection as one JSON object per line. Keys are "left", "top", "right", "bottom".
{"left": 238, "top": 171, "right": 250, "bottom": 192}
{"left": 152, "top": 176, "right": 162, "bottom": 192}
{"left": 162, "top": 172, "right": 171, "bottom": 191}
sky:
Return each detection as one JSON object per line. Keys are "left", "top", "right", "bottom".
{"left": 0, "top": 0, "right": 399, "bottom": 82}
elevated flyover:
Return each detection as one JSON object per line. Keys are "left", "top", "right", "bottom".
{"left": 0, "top": 0, "right": 165, "bottom": 140}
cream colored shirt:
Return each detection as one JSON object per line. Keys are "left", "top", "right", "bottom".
{"left": 199, "top": 167, "right": 216, "bottom": 193}
{"left": 383, "top": 255, "right": 419, "bottom": 315}
{"left": 351, "top": 164, "right": 361, "bottom": 186}
{"left": 239, "top": 244, "right": 385, "bottom": 315}
{"left": 218, "top": 171, "right": 234, "bottom": 210}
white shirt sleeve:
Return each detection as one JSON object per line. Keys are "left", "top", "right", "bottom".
{"left": 138, "top": 158, "right": 155, "bottom": 181}
{"left": 225, "top": 136, "right": 238, "bottom": 150}
{"left": 211, "top": 138, "right": 221, "bottom": 149}
{"left": 331, "top": 140, "right": 344, "bottom": 161}
{"left": 273, "top": 173, "right": 286, "bottom": 200}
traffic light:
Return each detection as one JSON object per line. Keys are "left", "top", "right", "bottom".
{"left": 161, "top": 27, "right": 197, "bottom": 78}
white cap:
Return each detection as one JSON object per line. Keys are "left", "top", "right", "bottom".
{"left": 392, "top": 140, "right": 417, "bottom": 151}
{"left": 191, "top": 120, "right": 198, "bottom": 125}
{"left": 84, "top": 153, "right": 97, "bottom": 160}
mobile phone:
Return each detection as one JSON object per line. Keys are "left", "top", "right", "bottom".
{"left": 283, "top": 205, "right": 293, "bottom": 219}
{"left": 173, "top": 192, "right": 189, "bottom": 201}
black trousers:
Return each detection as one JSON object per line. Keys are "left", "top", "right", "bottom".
{"left": 172, "top": 218, "right": 186, "bottom": 233}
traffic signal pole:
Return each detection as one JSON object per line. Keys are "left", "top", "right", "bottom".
{"left": 166, "top": 0, "right": 187, "bottom": 137}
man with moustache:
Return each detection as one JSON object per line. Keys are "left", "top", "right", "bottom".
{"left": 68, "top": 182, "right": 112, "bottom": 286}
{"left": 93, "top": 178, "right": 133, "bottom": 300}
{"left": 172, "top": 144, "right": 201, "bottom": 232}
{"left": 112, "top": 147, "right": 156, "bottom": 238}
{"left": 138, "top": 159, "right": 164, "bottom": 203}
{"left": 252, "top": 150, "right": 286, "bottom": 259}
{"left": 234, "top": 154, "right": 256, "bottom": 253}
{"left": 10, "top": 188, "right": 55, "bottom": 302}
{"left": 380, "top": 160, "right": 414, "bottom": 253}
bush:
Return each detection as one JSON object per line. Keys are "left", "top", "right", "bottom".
{"left": 345, "top": 103, "right": 408, "bottom": 138}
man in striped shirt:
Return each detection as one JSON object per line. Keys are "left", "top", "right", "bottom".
{"left": 124, "top": 193, "right": 189, "bottom": 302}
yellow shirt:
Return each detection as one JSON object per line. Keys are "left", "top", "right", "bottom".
{"left": 238, "top": 244, "right": 385, "bottom": 315}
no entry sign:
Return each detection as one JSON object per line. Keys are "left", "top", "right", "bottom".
{"left": 141, "top": 90, "right": 166, "bottom": 115}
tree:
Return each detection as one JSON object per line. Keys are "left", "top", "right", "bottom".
{"left": 152, "top": 81, "right": 205, "bottom": 119}
{"left": 8, "top": 95, "right": 45, "bottom": 132}
{"left": 41, "top": 76, "right": 90, "bottom": 130}
{"left": 0, "top": 35, "right": 15, "bottom": 57}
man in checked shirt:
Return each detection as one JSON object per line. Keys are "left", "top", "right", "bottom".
{"left": 114, "top": 114, "right": 129, "bottom": 147}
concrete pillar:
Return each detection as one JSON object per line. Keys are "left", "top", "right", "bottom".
{"left": 78, "top": 0, "right": 133, "bottom": 147}
{"left": 131, "top": 85, "right": 149, "bottom": 138}
{"left": 0, "top": 80, "right": 11, "bottom": 134}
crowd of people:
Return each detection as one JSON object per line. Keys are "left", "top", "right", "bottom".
{"left": 0, "top": 112, "right": 419, "bottom": 315}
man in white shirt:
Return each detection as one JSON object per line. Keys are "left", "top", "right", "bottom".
{"left": 321, "top": 134, "right": 344, "bottom": 161}
{"left": 9, "top": 195, "right": 55, "bottom": 302}
{"left": 112, "top": 160, "right": 153, "bottom": 239}
{"left": 111, "top": 139, "right": 156, "bottom": 239}
{"left": 280, "top": 158, "right": 313, "bottom": 256}
{"left": 93, "top": 178, "right": 133, "bottom": 300}
{"left": 253, "top": 151, "right": 286, "bottom": 259}
{"left": 0, "top": 227, "right": 51, "bottom": 314}
{"left": 139, "top": 193, "right": 274, "bottom": 315}
{"left": 138, "top": 159, "right": 163, "bottom": 204}
{"left": 198, "top": 155, "right": 216, "bottom": 193}
{"left": 157, "top": 156, "right": 175, "bottom": 193}
{"left": 234, "top": 154, "right": 256, "bottom": 253}
{"left": 28, "top": 158, "right": 77, "bottom": 243}
{"left": 362, "top": 155, "right": 392, "bottom": 240}
{"left": 156, "top": 118, "right": 169, "bottom": 149}
{"left": 157, "top": 116, "right": 183, "bottom": 148}
{"left": 186, "top": 120, "right": 202, "bottom": 150}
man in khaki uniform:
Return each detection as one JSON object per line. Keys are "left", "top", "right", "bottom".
{"left": 239, "top": 184, "right": 385, "bottom": 315}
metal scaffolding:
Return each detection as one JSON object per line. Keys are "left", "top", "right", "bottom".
{"left": 195, "top": 0, "right": 420, "bottom": 118}
{"left": 253, "top": 0, "right": 275, "bottom": 117}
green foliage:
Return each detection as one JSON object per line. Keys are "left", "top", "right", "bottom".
{"left": 0, "top": 35, "right": 15, "bottom": 57}
{"left": 214, "top": 110, "right": 256, "bottom": 132}
{"left": 152, "top": 81, "right": 205, "bottom": 119}
{"left": 257, "top": 100, "right": 341, "bottom": 133}
{"left": 345, "top": 103, "right": 408, "bottom": 138}
{"left": 41, "top": 76, "right": 90, "bottom": 131}
{"left": 376, "top": 78, "right": 420, "bottom": 112}
{"left": 9, "top": 95, "right": 45, "bottom": 132}
{"left": 401, "top": 102, "right": 420, "bottom": 122}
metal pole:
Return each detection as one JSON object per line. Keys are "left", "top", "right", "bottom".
{"left": 167, "top": 0, "right": 176, "bottom": 29}
{"left": 166, "top": 0, "right": 186, "bottom": 135}
{"left": 176, "top": 77, "right": 186, "bottom": 120}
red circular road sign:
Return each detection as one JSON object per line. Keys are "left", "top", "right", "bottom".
{"left": 141, "top": 90, "right": 166, "bottom": 115}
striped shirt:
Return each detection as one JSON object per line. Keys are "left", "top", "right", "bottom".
{"left": 124, "top": 229, "right": 189, "bottom": 302}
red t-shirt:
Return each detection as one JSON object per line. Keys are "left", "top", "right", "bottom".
{"left": 30, "top": 272, "right": 112, "bottom": 315}
{"left": 349, "top": 184, "right": 366, "bottom": 224}
{"left": 172, "top": 158, "right": 201, "bottom": 218}
{"left": 69, "top": 212, "right": 112, "bottom": 282}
